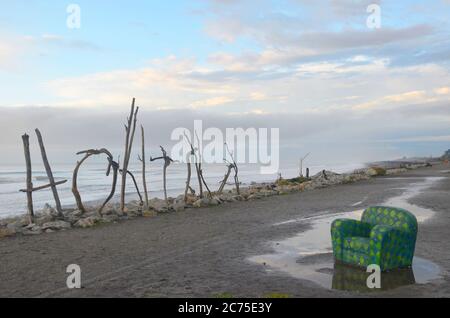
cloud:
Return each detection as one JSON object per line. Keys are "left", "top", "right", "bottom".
{"left": 353, "top": 86, "right": 450, "bottom": 110}
{"left": 39, "top": 34, "right": 101, "bottom": 51}
{"left": 1, "top": 100, "right": 448, "bottom": 165}
{"left": 190, "top": 96, "right": 234, "bottom": 108}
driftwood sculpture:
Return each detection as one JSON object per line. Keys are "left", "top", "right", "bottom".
{"left": 195, "top": 132, "right": 212, "bottom": 198}
{"left": 183, "top": 133, "right": 194, "bottom": 202}
{"left": 183, "top": 132, "right": 211, "bottom": 198}
{"left": 120, "top": 98, "right": 139, "bottom": 212}
{"left": 224, "top": 142, "right": 240, "bottom": 195}
{"left": 119, "top": 169, "right": 143, "bottom": 206}
{"left": 218, "top": 162, "right": 234, "bottom": 194}
{"left": 72, "top": 148, "right": 118, "bottom": 214}
{"left": 138, "top": 125, "right": 149, "bottom": 209}
{"left": 20, "top": 131, "right": 68, "bottom": 224}
{"left": 150, "top": 146, "right": 173, "bottom": 204}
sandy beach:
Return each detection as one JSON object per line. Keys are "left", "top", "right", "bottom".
{"left": 0, "top": 164, "right": 449, "bottom": 298}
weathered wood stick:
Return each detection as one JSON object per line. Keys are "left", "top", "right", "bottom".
{"left": 218, "top": 164, "right": 233, "bottom": 194}
{"left": 150, "top": 146, "right": 173, "bottom": 205}
{"left": 140, "top": 125, "right": 149, "bottom": 209}
{"left": 120, "top": 98, "right": 135, "bottom": 212}
{"left": 35, "top": 129, "right": 63, "bottom": 217}
{"left": 120, "top": 169, "right": 143, "bottom": 205}
{"left": 234, "top": 165, "right": 240, "bottom": 195}
{"left": 98, "top": 158, "right": 119, "bottom": 214}
{"left": 120, "top": 98, "right": 139, "bottom": 212}
{"left": 184, "top": 160, "right": 192, "bottom": 202}
{"left": 200, "top": 169, "right": 212, "bottom": 198}
{"left": 72, "top": 154, "right": 90, "bottom": 213}
{"left": 21, "top": 134, "right": 34, "bottom": 224}
{"left": 20, "top": 180, "right": 67, "bottom": 193}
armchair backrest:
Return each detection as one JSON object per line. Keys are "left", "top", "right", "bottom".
{"left": 361, "top": 206, "right": 418, "bottom": 234}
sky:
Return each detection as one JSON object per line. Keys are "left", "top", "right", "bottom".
{"left": 0, "top": 0, "right": 449, "bottom": 166}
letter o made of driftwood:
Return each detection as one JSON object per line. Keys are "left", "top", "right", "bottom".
{"left": 72, "top": 149, "right": 118, "bottom": 214}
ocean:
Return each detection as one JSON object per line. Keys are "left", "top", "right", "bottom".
{"left": 0, "top": 160, "right": 365, "bottom": 219}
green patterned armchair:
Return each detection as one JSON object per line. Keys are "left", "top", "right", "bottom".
{"left": 331, "top": 206, "right": 418, "bottom": 271}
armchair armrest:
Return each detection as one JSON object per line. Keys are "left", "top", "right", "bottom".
{"left": 331, "top": 219, "right": 372, "bottom": 260}
{"left": 369, "top": 225, "right": 414, "bottom": 270}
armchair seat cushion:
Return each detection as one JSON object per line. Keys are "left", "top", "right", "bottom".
{"left": 343, "top": 236, "right": 370, "bottom": 254}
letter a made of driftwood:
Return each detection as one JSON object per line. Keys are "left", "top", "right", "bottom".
{"left": 72, "top": 148, "right": 119, "bottom": 214}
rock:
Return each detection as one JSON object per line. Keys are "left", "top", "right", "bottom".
{"left": 193, "top": 198, "right": 210, "bottom": 208}
{"left": 74, "top": 216, "right": 101, "bottom": 228}
{"left": 45, "top": 229, "right": 55, "bottom": 234}
{"left": 0, "top": 228, "right": 15, "bottom": 238}
{"left": 385, "top": 168, "right": 408, "bottom": 175}
{"left": 34, "top": 215, "right": 54, "bottom": 226}
{"left": 42, "top": 203, "right": 59, "bottom": 218}
{"left": 172, "top": 200, "right": 186, "bottom": 212}
{"left": 148, "top": 198, "right": 169, "bottom": 213}
{"left": 217, "top": 194, "right": 235, "bottom": 202}
{"left": 42, "top": 221, "right": 71, "bottom": 231}
{"left": 209, "top": 197, "right": 221, "bottom": 206}
{"left": 247, "top": 194, "right": 261, "bottom": 200}
{"left": 192, "top": 197, "right": 221, "bottom": 208}
{"left": 23, "top": 229, "right": 43, "bottom": 235}
{"left": 127, "top": 208, "right": 142, "bottom": 217}
{"left": 184, "top": 195, "right": 198, "bottom": 205}
{"left": 102, "top": 214, "right": 119, "bottom": 223}
{"left": 6, "top": 219, "right": 28, "bottom": 232}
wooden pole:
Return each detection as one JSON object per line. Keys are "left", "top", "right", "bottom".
{"left": 21, "top": 134, "right": 34, "bottom": 224}
{"left": 150, "top": 146, "right": 173, "bottom": 206}
{"left": 184, "top": 154, "right": 192, "bottom": 202}
{"left": 20, "top": 180, "right": 67, "bottom": 193}
{"left": 35, "top": 129, "right": 63, "bottom": 217}
{"left": 140, "top": 125, "right": 149, "bottom": 209}
{"left": 120, "top": 98, "right": 139, "bottom": 212}
{"left": 218, "top": 164, "right": 233, "bottom": 194}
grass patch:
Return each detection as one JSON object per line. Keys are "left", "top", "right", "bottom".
{"left": 215, "top": 292, "right": 234, "bottom": 298}
{"left": 263, "top": 292, "right": 291, "bottom": 298}
{"left": 276, "top": 176, "right": 309, "bottom": 186}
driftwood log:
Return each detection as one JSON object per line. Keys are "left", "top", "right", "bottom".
{"left": 72, "top": 148, "right": 118, "bottom": 214}
{"left": 150, "top": 146, "right": 173, "bottom": 204}
{"left": 35, "top": 129, "right": 64, "bottom": 216}
{"left": 138, "top": 125, "right": 149, "bottom": 209}
{"left": 183, "top": 132, "right": 196, "bottom": 202}
{"left": 120, "top": 98, "right": 139, "bottom": 212}
{"left": 195, "top": 132, "right": 212, "bottom": 198}
{"left": 225, "top": 142, "right": 240, "bottom": 195}
{"left": 119, "top": 169, "right": 143, "bottom": 205}
{"left": 218, "top": 163, "right": 234, "bottom": 194}
{"left": 21, "top": 134, "right": 34, "bottom": 224}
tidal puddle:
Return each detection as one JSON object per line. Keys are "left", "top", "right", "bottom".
{"left": 250, "top": 177, "right": 445, "bottom": 291}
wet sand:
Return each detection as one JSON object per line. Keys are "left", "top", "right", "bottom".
{"left": 0, "top": 164, "right": 449, "bottom": 297}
